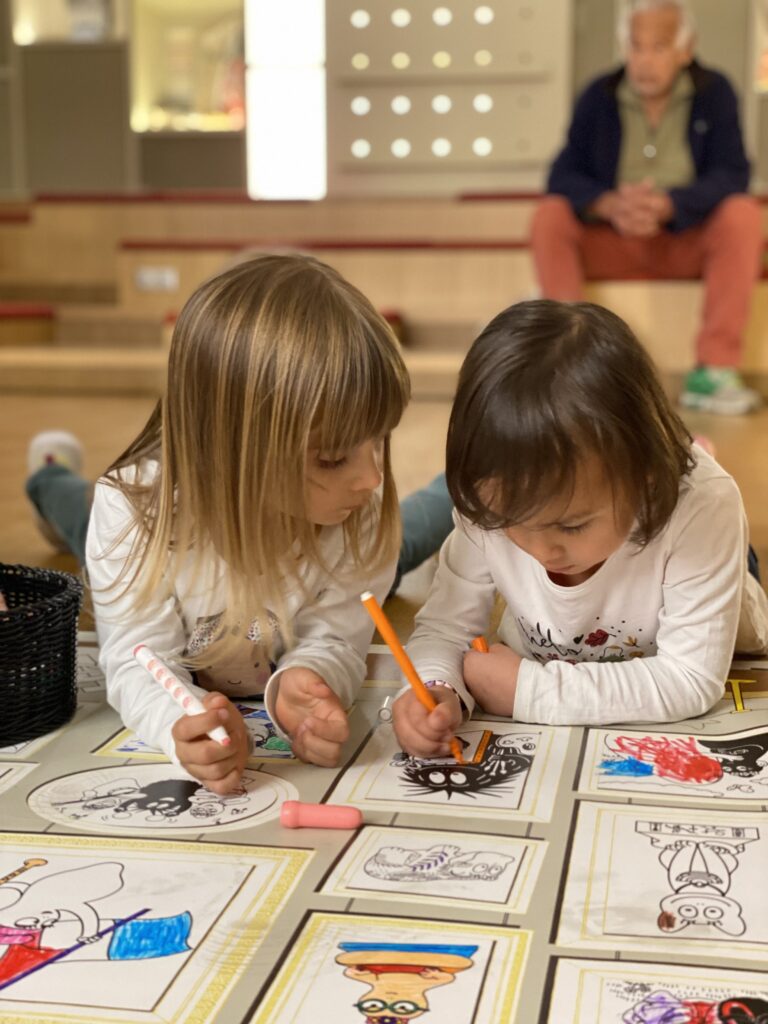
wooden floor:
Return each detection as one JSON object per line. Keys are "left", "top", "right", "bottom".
{"left": 1, "top": 392, "right": 766, "bottom": 619}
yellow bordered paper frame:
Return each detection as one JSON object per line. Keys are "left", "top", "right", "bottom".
{"left": 556, "top": 801, "right": 768, "bottom": 963}
{"left": 327, "top": 721, "right": 571, "bottom": 822}
{"left": 544, "top": 956, "right": 768, "bottom": 1022}
{"left": 249, "top": 911, "right": 530, "bottom": 1024}
{"left": 26, "top": 763, "right": 298, "bottom": 835}
{"left": 318, "top": 824, "right": 547, "bottom": 914}
{"left": 577, "top": 724, "right": 768, "bottom": 806}
{"left": 0, "top": 832, "right": 312, "bottom": 1023}
{"left": 91, "top": 726, "right": 298, "bottom": 765}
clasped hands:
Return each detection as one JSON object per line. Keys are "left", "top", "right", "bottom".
{"left": 392, "top": 643, "right": 521, "bottom": 758}
{"left": 592, "top": 179, "right": 674, "bottom": 239}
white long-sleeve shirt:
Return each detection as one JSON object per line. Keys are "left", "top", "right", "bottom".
{"left": 407, "top": 449, "right": 768, "bottom": 726}
{"left": 86, "top": 465, "right": 395, "bottom": 761}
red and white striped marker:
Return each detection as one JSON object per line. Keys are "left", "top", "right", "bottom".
{"left": 133, "top": 643, "right": 230, "bottom": 746}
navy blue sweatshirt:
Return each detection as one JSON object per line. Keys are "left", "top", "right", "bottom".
{"left": 547, "top": 60, "right": 751, "bottom": 232}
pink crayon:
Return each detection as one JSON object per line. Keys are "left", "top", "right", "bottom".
{"left": 133, "top": 643, "right": 230, "bottom": 747}
{"left": 280, "top": 801, "right": 362, "bottom": 830}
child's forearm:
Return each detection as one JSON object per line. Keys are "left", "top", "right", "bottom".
{"left": 514, "top": 655, "right": 724, "bottom": 726}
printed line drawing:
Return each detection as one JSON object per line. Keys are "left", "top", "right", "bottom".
{"left": 579, "top": 726, "right": 768, "bottom": 804}
{"left": 637, "top": 821, "right": 757, "bottom": 937}
{"left": 544, "top": 957, "right": 768, "bottom": 1023}
{"left": 93, "top": 703, "right": 295, "bottom": 763}
{"left": 336, "top": 941, "right": 477, "bottom": 1019}
{"left": 363, "top": 843, "right": 514, "bottom": 883}
{"left": 319, "top": 825, "right": 546, "bottom": 913}
{"left": 0, "top": 832, "right": 311, "bottom": 1022}
{"left": 27, "top": 763, "right": 297, "bottom": 834}
{"left": 249, "top": 912, "right": 530, "bottom": 1024}
{"left": 557, "top": 803, "right": 768, "bottom": 963}
{"left": 329, "top": 722, "right": 570, "bottom": 822}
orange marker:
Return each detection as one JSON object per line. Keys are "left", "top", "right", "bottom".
{"left": 471, "top": 637, "right": 489, "bottom": 653}
{"left": 360, "top": 591, "right": 464, "bottom": 765}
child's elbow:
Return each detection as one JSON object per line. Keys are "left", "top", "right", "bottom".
{"left": 674, "top": 675, "right": 724, "bottom": 721}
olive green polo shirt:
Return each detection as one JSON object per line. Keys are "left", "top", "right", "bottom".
{"left": 617, "top": 69, "right": 695, "bottom": 189}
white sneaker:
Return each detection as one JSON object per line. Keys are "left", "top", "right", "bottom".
{"left": 27, "top": 431, "right": 84, "bottom": 552}
{"left": 679, "top": 367, "right": 762, "bottom": 416}
{"left": 27, "top": 430, "right": 83, "bottom": 475}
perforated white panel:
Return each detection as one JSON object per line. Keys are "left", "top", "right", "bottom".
{"left": 327, "top": 1, "right": 573, "bottom": 195}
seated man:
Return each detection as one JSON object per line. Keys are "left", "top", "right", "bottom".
{"left": 531, "top": 0, "right": 762, "bottom": 415}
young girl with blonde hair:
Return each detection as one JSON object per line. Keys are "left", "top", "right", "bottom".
{"left": 87, "top": 254, "right": 409, "bottom": 792}
{"left": 394, "top": 299, "right": 768, "bottom": 757}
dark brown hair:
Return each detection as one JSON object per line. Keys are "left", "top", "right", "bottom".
{"left": 447, "top": 299, "right": 694, "bottom": 546}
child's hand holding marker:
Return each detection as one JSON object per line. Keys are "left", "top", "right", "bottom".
{"left": 275, "top": 667, "right": 349, "bottom": 768}
{"left": 392, "top": 684, "right": 464, "bottom": 759}
{"left": 133, "top": 644, "right": 249, "bottom": 795}
{"left": 171, "top": 693, "right": 249, "bottom": 794}
{"left": 463, "top": 639, "right": 521, "bottom": 717}
{"left": 360, "top": 591, "right": 465, "bottom": 763}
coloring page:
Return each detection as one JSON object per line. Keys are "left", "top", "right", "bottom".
{"left": 27, "top": 764, "right": 297, "bottom": 834}
{"left": 319, "top": 825, "right": 546, "bottom": 914}
{"left": 92, "top": 703, "right": 295, "bottom": 763}
{"left": 329, "top": 722, "right": 570, "bottom": 822}
{"left": 557, "top": 802, "right": 768, "bottom": 962}
{"left": 579, "top": 726, "right": 768, "bottom": 804}
{"left": 545, "top": 957, "right": 768, "bottom": 1023}
{"left": 0, "top": 832, "right": 310, "bottom": 1022}
{"left": 249, "top": 912, "right": 530, "bottom": 1023}
{"left": 76, "top": 641, "right": 106, "bottom": 700}
{"left": 0, "top": 763, "right": 37, "bottom": 798}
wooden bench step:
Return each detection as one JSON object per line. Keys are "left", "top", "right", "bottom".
{"left": 55, "top": 305, "right": 167, "bottom": 348}
{"left": 0, "top": 303, "right": 55, "bottom": 346}
{"left": 0, "top": 346, "right": 167, "bottom": 393}
{"left": 0, "top": 346, "right": 461, "bottom": 399}
{"left": 0, "top": 283, "right": 117, "bottom": 304}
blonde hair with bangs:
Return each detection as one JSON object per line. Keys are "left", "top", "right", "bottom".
{"left": 101, "top": 253, "right": 410, "bottom": 665}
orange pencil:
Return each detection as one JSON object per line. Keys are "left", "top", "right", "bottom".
{"left": 360, "top": 591, "right": 464, "bottom": 765}
{"left": 471, "top": 637, "right": 489, "bottom": 653}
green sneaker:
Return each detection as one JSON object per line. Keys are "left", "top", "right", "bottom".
{"left": 680, "top": 366, "right": 762, "bottom": 415}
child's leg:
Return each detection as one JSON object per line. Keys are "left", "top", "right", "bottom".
{"left": 25, "top": 432, "right": 92, "bottom": 566}
{"left": 397, "top": 473, "right": 454, "bottom": 579}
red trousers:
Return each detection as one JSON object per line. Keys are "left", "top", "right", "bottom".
{"left": 530, "top": 194, "right": 763, "bottom": 367}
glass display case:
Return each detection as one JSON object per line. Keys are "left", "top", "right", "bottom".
{"left": 12, "top": 0, "right": 128, "bottom": 45}
{"left": 130, "top": 0, "right": 244, "bottom": 134}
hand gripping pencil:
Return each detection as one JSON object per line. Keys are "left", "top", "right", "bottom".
{"left": 133, "top": 643, "right": 230, "bottom": 746}
{"left": 360, "top": 591, "right": 464, "bottom": 765}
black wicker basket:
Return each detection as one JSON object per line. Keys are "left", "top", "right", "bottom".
{"left": 0, "top": 563, "right": 83, "bottom": 746}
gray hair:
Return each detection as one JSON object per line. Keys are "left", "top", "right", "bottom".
{"left": 617, "top": 0, "right": 696, "bottom": 51}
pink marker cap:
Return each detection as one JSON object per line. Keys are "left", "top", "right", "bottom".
{"left": 280, "top": 800, "right": 362, "bottom": 830}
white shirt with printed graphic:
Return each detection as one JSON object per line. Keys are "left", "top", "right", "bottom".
{"left": 86, "top": 465, "right": 395, "bottom": 762}
{"left": 406, "top": 449, "right": 768, "bottom": 726}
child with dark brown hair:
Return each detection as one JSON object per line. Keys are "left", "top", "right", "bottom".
{"left": 394, "top": 299, "right": 767, "bottom": 757}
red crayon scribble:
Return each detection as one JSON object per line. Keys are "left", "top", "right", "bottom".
{"left": 613, "top": 735, "right": 723, "bottom": 783}
{"left": 681, "top": 1002, "right": 720, "bottom": 1024}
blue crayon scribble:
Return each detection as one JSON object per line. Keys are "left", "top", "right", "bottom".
{"left": 599, "top": 756, "right": 654, "bottom": 777}
{"left": 108, "top": 911, "right": 192, "bottom": 960}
